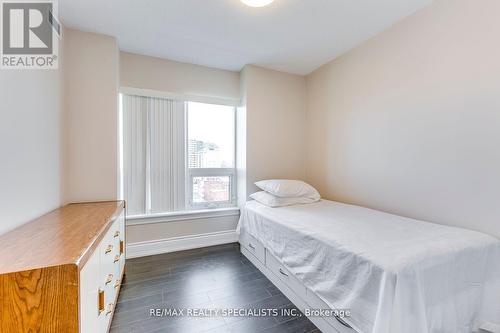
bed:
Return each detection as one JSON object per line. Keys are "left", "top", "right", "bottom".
{"left": 237, "top": 199, "right": 500, "bottom": 333}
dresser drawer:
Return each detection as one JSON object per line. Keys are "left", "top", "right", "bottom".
{"left": 111, "top": 213, "right": 125, "bottom": 292}
{"left": 266, "top": 252, "right": 307, "bottom": 300}
{"left": 80, "top": 247, "right": 104, "bottom": 333}
{"left": 102, "top": 219, "right": 119, "bottom": 256}
{"left": 73, "top": 202, "right": 125, "bottom": 333}
{"left": 99, "top": 218, "right": 121, "bottom": 330}
{"left": 240, "top": 232, "right": 266, "bottom": 264}
{"left": 116, "top": 211, "right": 126, "bottom": 275}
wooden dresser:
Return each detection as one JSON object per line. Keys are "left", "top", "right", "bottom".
{"left": 0, "top": 201, "right": 126, "bottom": 333}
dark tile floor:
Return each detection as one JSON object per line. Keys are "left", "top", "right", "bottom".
{"left": 110, "top": 243, "right": 320, "bottom": 333}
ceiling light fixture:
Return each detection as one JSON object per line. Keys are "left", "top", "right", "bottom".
{"left": 241, "top": 0, "right": 275, "bottom": 8}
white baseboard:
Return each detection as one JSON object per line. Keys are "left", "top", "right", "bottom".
{"left": 126, "top": 230, "right": 238, "bottom": 259}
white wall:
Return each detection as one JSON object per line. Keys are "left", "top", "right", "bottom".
{"left": 0, "top": 27, "right": 121, "bottom": 236}
{"left": 127, "top": 215, "right": 238, "bottom": 244}
{"left": 306, "top": 0, "right": 500, "bottom": 238}
{"left": 63, "top": 29, "right": 120, "bottom": 203}
{"left": 120, "top": 52, "right": 240, "bottom": 100}
{"left": 242, "top": 65, "right": 308, "bottom": 198}
{"left": 0, "top": 40, "right": 63, "bottom": 235}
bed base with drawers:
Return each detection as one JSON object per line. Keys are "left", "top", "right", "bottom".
{"left": 239, "top": 232, "right": 356, "bottom": 333}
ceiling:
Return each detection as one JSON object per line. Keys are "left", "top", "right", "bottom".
{"left": 59, "top": 0, "right": 431, "bottom": 75}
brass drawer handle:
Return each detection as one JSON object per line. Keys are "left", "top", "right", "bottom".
{"left": 105, "top": 274, "right": 113, "bottom": 285}
{"left": 114, "top": 230, "right": 120, "bottom": 238}
{"left": 114, "top": 279, "right": 121, "bottom": 289}
{"left": 278, "top": 268, "right": 289, "bottom": 277}
{"left": 105, "top": 244, "right": 113, "bottom": 254}
{"left": 98, "top": 289, "right": 105, "bottom": 314}
{"left": 248, "top": 243, "right": 256, "bottom": 250}
{"left": 114, "top": 255, "right": 120, "bottom": 263}
{"left": 120, "top": 240, "right": 124, "bottom": 255}
{"left": 106, "top": 303, "right": 114, "bottom": 316}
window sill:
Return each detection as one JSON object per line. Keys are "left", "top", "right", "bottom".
{"left": 126, "top": 207, "right": 240, "bottom": 226}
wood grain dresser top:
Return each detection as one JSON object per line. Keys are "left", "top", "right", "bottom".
{"left": 0, "top": 201, "right": 125, "bottom": 274}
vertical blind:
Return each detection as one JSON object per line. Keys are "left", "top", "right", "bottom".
{"left": 122, "top": 94, "right": 185, "bottom": 216}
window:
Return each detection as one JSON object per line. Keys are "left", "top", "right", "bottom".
{"left": 120, "top": 94, "right": 236, "bottom": 217}
{"left": 187, "top": 102, "right": 236, "bottom": 209}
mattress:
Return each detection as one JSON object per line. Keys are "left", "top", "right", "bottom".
{"left": 237, "top": 200, "right": 500, "bottom": 333}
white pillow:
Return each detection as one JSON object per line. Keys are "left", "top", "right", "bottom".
{"left": 255, "top": 179, "right": 320, "bottom": 200}
{"left": 250, "top": 191, "right": 318, "bottom": 208}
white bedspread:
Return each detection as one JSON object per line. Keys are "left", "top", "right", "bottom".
{"left": 238, "top": 200, "right": 500, "bottom": 333}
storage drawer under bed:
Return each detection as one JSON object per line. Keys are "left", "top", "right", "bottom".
{"left": 266, "top": 252, "right": 355, "bottom": 333}
{"left": 240, "top": 232, "right": 266, "bottom": 264}
{"left": 239, "top": 233, "right": 356, "bottom": 333}
{"left": 306, "top": 286, "right": 355, "bottom": 333}
{"left": 266, "top": 251, "right": 308, "bottom": 301}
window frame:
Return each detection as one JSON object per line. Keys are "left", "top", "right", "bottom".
{"left": 185, "top": 102, "right": 238, "bottom": 210}
{"left": 186, "top": 168, "right": 237, "bottom": 209}
{"left": 119, "top": 87, "right": 240, "bottom": 216}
